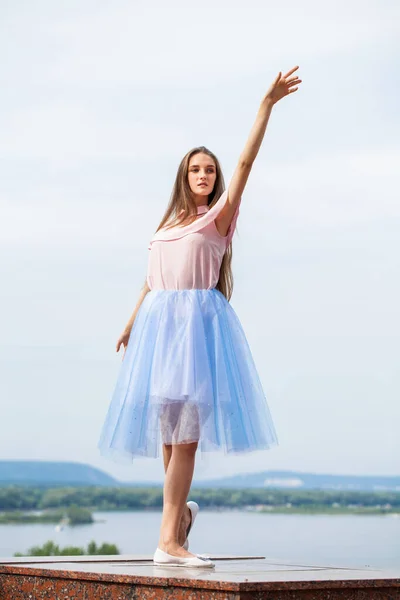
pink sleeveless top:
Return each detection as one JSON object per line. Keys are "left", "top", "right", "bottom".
{"left": 147, "top": 190, "right": 240, "bottom": 290}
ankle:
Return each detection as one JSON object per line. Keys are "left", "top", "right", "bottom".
{"left": 158, "top": 534, "right": 178, "bottom": 549}
{"left": 158, "top": 541, "right": 181, "bottom": 554}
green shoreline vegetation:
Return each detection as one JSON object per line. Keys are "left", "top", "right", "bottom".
{"left": 0, "top": 503, "right": 94, "bottom": 525}
{"left": 0, "top": 486, "right": 399, "bottom": 523}
{"left": 14, "top": 540, "right": 119, "bottom": 557}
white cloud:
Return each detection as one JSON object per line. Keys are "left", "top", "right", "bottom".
{"left": 250, "top": 148, "right": 400, "bottom": 226}
{"left": 0, "top": 103, "right": 190, "bottom": 163}
{"left": 1, "top": 0, "right": 399, "bottom": 89}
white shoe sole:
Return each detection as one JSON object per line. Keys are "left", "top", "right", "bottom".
{"left": 153, "top": 547, "right": 214, "bottom": 569}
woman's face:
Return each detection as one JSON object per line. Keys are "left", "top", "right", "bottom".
{"left": 187, "top": 153, "right": 217, "bottom": 202}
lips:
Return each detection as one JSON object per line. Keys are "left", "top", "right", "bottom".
{"left": 198, "top": 183, "right": 207, "bottom": 187}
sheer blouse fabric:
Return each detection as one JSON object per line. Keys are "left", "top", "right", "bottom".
{"left": 147, "top": 190, "right": 240, "bottom": 291}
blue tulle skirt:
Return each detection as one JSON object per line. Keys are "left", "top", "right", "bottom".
{"left": 98, "top": 288, "right": 278, "bottom": 461}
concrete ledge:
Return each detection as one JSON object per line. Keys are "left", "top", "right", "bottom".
{"left": 1, "top": 555, "right": 399, "bottom": 599}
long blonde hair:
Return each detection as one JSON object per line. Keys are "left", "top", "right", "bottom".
{"left": 154, "top": 146, "right": 234, "bottom": 301}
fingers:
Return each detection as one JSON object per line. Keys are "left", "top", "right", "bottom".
{"left": 286, "top": 75, "right": 300, "bottom": 84}
{"left": 272, "top": 69, "right": 300, "bottom": 89}
{"left": 275, "top": 68, "right": 301, "bottom": 92}
{"left": 283, "top": 65, "right": 299, "bottom": 79}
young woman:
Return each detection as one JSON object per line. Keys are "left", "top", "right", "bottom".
{"left": 98, "top": 66, "right": 302, "bottom": 568}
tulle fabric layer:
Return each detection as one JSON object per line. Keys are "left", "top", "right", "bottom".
{"left": 98, "top": 288, "right": 278, "bottom": 461}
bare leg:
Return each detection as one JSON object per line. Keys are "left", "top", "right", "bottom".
{"left": 158, "top": 442, "right": 197, "bottom": 557}
{"left": 162, "top": 443, "right": 192, "bottom": 546}
{"left": 162, "top": 443, "right": 172, "bottom": 473}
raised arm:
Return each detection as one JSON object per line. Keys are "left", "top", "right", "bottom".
{"left": 215, "top": 66, "right": 302, "bottom": 236}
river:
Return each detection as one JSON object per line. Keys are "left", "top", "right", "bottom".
{"left": 1, "top": 511, "right": 399, "bottom": 569}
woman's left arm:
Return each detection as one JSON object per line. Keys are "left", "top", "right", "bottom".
{"left": 215, "top": 66, "right": 302, "bottom": 235}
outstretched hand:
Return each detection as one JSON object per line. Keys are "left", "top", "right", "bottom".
{"left": 264, "top": 66, "right": 302, "bottom": 105}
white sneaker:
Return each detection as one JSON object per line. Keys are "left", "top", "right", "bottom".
{"left": 182, "top": 501, "right": 199, "bottom": 551}
{"left": 153, "top": 547, "right": 214, "bottom": 568}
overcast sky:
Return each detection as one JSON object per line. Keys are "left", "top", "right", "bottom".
{"left": 1, "top": 0, "right": 399, "bottom": 483}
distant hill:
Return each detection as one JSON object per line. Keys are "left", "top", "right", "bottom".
{"left": 0, "top": 461, "right": 117, "bottom": 487}
{"left": 193, "top": 470, "right": 400, "bottom": 492}
{"left": 1, "top": 462, "right": 399, "bottom": 492}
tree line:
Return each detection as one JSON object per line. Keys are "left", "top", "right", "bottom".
{"left": 14, "top": 540, "right": 119, "bottom": 557}
{"left": 0, "top": 485, "right": 399, "bottom": 511}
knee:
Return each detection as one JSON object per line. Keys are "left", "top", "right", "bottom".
{"left": 173, "top": 441, "right": 198, "bottom": 458}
